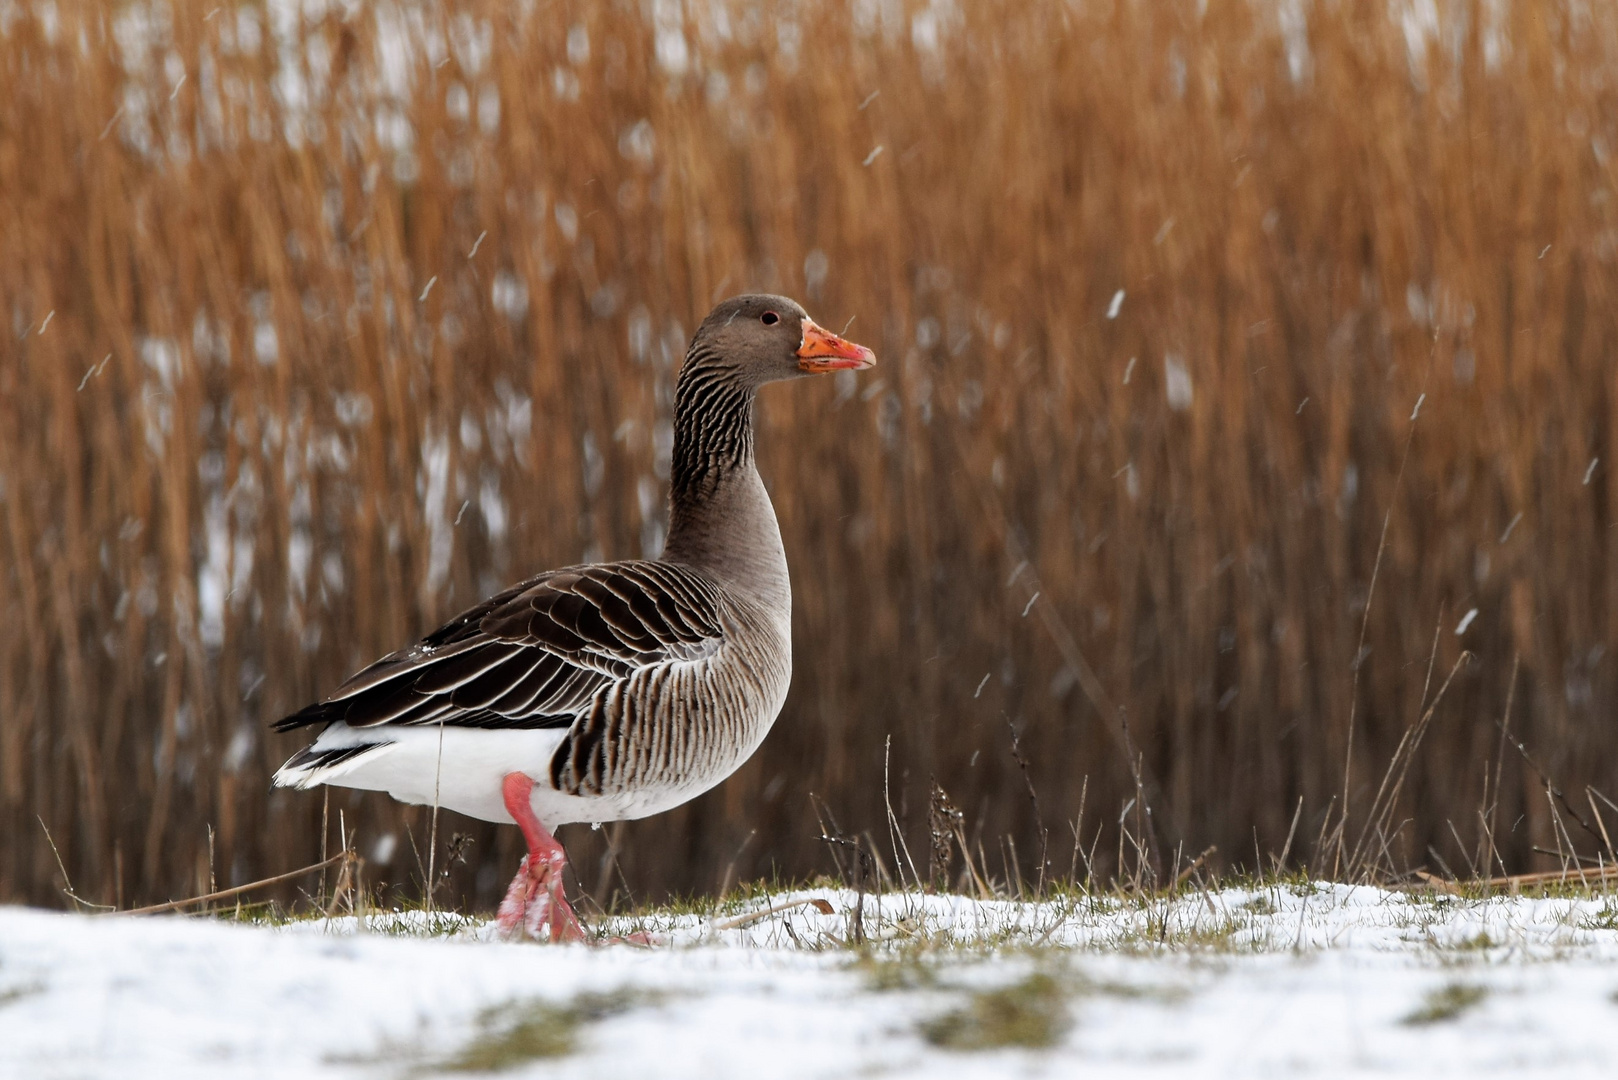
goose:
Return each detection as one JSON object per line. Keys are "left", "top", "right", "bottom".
{"left": 272, "top": 294, "right": 875, "bottom": 940}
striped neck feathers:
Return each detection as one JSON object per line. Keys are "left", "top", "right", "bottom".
{"left": 669, "top": 343, "right": 758, "bottom": 502}
{"left": 663, "top": 345, "right": 791, "bottom": 615}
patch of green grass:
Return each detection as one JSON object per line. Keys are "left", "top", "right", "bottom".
{"left": 628, "top": 879, "right": 796, "bottom": 921}
{"left": 360, "top": 908, "right": 480, "bottom": 938}
{"left": 1417, "top": 926, "right": 1498, "bottom": 954}
{"left": 1401, "top": 983, "right": 1487, "bottom": 1026}
{"left": 1277, "top": 876, "right": 1322, "bottom": 898}
{"left": 1240, "top": 895, "right": 1277, "bottom": 916}
{"left": 440, "top": 989, "right": 649, "bottom": 1070}
{"left": 861, "top": 953, "right": 938, "bottom": 992}
{"left": 1451, "top": 931, "right": 1496, "bottom": 951}
{"left": 920, "top": 973, "right": 1070, "bottom": 1051}
{"left": 1073, "top": 972, "right": 1189, "bottom": 1005}
{"left": 213, "top": 895, "right": 485, "bottom": 939}
{"left": 0, "top": 981, "right": 44, "bottom": 1009}
{"left": 1180, "top": 917, "right": 1246, "bottom": 951}
{"left": 1107, "top": 908, "right": 1254, "bottom": 955}
{"left": 1580, "top": 900, "right": 1618, "bottom": 932}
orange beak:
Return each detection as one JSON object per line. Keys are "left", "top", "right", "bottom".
{"left": 796, "top": 318, "right": 876, "bottom": 373}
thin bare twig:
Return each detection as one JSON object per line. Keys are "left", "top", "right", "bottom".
{"left": 426, "top": 719, "right": 445, "bottom": 913}
{"left": 711, "top": 897, "right": 834, "bottom": 932}
{"left": 1588, "top": 788, "right": 1618, "bottom": 867}
{"left": 1346, "top": 651, "right": 1471, "bottom": 880}
{"left": 1415, "top": 863, "right": 1618, "bottom": 893}
{"left": 1173, "top": 845, "right": 1218, "bottom": 890}
{"left": 38, "top": 816, "right": 113, "bottom": 912}
{"left": 117, "top": 852, "right": 351, "bottom": 916}
{"left": 1275, "top": 796, "right": 1304, "bottom": 875}
{"left": 1005, "top": 715, "right": 1049, "bottom": 895}
{"left": 1333, "top": 329, "right": 1437, "bottom": 877}
{"left": 1489, "top": 701, "right": 1603, "bottom": 845}
{"left": 882, "top": 736, "right": 921, "bottom": 889}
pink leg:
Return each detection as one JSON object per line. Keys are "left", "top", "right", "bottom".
{"left": 494, "top": 773, "right": 587, "bottom": 943}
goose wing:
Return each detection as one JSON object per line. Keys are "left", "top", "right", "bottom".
{"left": 273, "top": 561, "right": 726, "bottom": 733}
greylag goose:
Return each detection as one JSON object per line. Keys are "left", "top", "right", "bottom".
{"left": 272, "top": 294, "right": 875, "bottom": 940}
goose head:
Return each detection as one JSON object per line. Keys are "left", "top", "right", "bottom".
{"left": 694, "top": 293, "right": 875, "bottom": 386}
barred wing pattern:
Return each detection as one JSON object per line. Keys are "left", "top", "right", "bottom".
{"left": 275, "top": 562, "right": 729, "bottom": 791}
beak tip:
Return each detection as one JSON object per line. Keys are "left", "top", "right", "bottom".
{"left": 796, "top": 318, "right": 876, "bottom": 371}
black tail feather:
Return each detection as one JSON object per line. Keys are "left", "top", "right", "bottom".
{"left": 273, "top": 700, "right": 343, "bottom": 733}
{"left": 278, "top": 742, "right": 382, "bottom": 774}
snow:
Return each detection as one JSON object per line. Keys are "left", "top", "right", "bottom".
{"left": 3, "top": 884, "right": 1617, "bottom": 1078}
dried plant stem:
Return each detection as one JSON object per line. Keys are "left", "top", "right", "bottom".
{"left": 426, "top": 720, "right": 445, "bottom": 914}
{"left": 1332, "top": 336, "right": 1434, "bottom": 879}
{"left": 1346, "top": 652, "right": 1472, "bottom": 881}
{"left": 882, "top": 736, "right": 921, "bottom": 891}
{"left": 38, "top": 817, "right": 112, "bottom": 912}
{"left": 118, "top": 852, "right": 350, "bottom": 916}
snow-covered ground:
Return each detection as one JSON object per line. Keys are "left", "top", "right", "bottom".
{"left": 3, "top": 883, "right": 1617, "bottom": 1078}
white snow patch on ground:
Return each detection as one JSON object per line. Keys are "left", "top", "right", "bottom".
{"left": 3, "top": 884, "right": 1617, "bottom": 1078}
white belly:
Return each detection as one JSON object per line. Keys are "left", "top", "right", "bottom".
{"left": 282, "top": 686, "right": 784, "bottom": 830}
{"left": 289, "top": 723, "right": 570, "bottom": 823}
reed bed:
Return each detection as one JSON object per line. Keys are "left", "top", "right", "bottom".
{"left": 3, "top": 0, "right": 1618, "bottom": 910}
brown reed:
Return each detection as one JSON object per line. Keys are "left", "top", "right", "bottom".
{"left": 3, "top": 0, "right": 1617, "bottom": 910}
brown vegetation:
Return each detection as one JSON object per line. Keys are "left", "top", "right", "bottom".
{"left": 3, "top": 0, "right": 1618, "bottom": 911}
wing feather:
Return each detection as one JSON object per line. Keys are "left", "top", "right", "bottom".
{"left": 273, "top": 560, "right": 726, "bottom": 734}
{"left": 411, "top": 642, "right": 523, "bottom": 695}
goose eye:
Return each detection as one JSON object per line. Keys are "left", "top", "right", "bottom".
{"left": 760, "top": 311, "right": 780, "bottom": 326}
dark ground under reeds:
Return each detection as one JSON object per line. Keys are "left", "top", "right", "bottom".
{"left": 4, "top": 0, "right": 1618, "bottom": 912}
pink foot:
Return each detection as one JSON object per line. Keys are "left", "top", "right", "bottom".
{"left": 495, "top": 853, "right": 587, "bottom": 941}
{"left": 495, "top": 774, "right": 588, "bottom": 943}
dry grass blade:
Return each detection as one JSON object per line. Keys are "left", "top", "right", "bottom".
{"left": 711, "top": 897, "right": 835, "bottom": 933}
{"left": 1174, "top": 846, "right": 1218, "bottom": 890}
{"left": 117, "top": 851, "right": 351, "bottom": 916}
{"left": 1346, "top": 653, "right": 1472, "bottom": 881}
{"left": 1415, "top": 864, "right": 1618, "bottom": 894}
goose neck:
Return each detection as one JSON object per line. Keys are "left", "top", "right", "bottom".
{"left": 662, "top": 367, "right": 789, "bottom": 614}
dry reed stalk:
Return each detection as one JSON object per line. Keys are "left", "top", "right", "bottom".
{"left": 2, "top": 1, "right": 1618, "bottom": 909}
